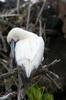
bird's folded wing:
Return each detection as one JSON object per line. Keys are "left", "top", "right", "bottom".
{"left": 15, "top": 37, "right": 44, "bottom": 67}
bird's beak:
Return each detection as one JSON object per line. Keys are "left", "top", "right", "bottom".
{"left": 9, "top": 39, "right": 15, "bottom": 58}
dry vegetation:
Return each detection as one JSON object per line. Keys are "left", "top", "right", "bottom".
{"left": 0, "top": 0, "right": 66, "bottom": 100}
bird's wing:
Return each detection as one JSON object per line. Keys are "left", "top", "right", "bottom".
{"left": 31, "top": 37, "right": 44, "bottom": 69}
{"left": 15, "top": 39, "right": 36, "bottom": 65}
{"left": 15, "top": 37, "right": 44, "bottom": 67}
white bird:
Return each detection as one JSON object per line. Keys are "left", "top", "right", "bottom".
{"left": 7, "top": 27, "right": 44, "bottom": 78}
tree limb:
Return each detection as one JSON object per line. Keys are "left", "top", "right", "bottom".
{"left": 0, "top": 92, "right": 16, "bottom": 100}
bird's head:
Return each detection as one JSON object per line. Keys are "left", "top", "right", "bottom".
{"left": 7, "top": 28, "right": 19, "bottom": 43}
{"left": 7, "top": 29, "right": 19, "bottom": 58}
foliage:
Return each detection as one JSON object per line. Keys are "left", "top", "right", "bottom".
{"left": 27, "top": 85, "right": 54, "bottom": 100}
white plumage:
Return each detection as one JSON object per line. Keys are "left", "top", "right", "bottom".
{"left": 7, "top": 27, "right": 44, "bottom": 77}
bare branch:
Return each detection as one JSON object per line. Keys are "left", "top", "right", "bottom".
{"left": 26, "top": 0, "right": 31, "bottom": 30}
{"left": 0, "top": 14, "right": 20, "bottom": 17}
{"left": 8, "top": 58, "right": 14, "bottom": 72}
{"left": 0, "top": 58, "right": 7, "bottom": 63}
{"left": 48, "top": 70, "right": 59, "bottom": 79}
{"left": 0, "top": 59, "right": 61, "bottom": 80}
{"left": 35, "top": 0, "right": 46, "bottom": 24}
{"left": 9, "top": 2, "right": 29, "bottom": 14}
{"left": 0, "top": 68, "right": 17, "bottom": 80}
{"left": 0, "top": 32, "right": 7, "bottom": 52}
{"left": 39, "top": 19, "right": 42, "bottom": 36}
{"left": 43, "top": 23, "right": 46, "bottom": 42}
{"left": 17, "top": 66, "right": 22, "bottom": 100}
{"left": 0, "top": 92, "right": 16, "bottom": 100}
{"left": 0, "top": 58, "right": 61, "bottom": 90}
{"left": 0, "top": 52, "right": 9, "bottom": 60}
{"left": 46, "top": 73, "right": 61, "bottom": 89}
{"left": 0, "top": 61, "right": 9, "bottom": 72}
{"left": 17, "top": 0, "right": 20, "bottom": 14}
{"left": 0, "top": 19, "right": 15, "bottom": 28}
{"left": 42, "top": 59, "right": 61, "bottom": 68}
{"left": 30, "top": 75, "right": 44, "bottom": 88}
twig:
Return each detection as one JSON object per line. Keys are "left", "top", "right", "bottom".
{"left": 0, "top": 52, "right": 9, "bottom": 60}
{"left": 17, "top": 0, "right": 20, "bottom": 14}
{"left": 0, "top": 32, "right": 7, "bottom": 52}
{"left": 0, "top": 61, "right": 9, "bottom": 72}
{"left": 0, "top": 68, "right": 17, "bottom": 80}
{"left": 43, "top": 23, "right": 46, "bottom": 42}
{"left": 9, "top": 2, "right": 29, "bottom": 14}
{"left": 48, "top": 70, "right": 59, "bottom": 79}
{"left": 34, "top": 68, "right": 60, "bottom": 81}
{"left": 0, "top": 19, "right": 15, "bottom": 28}
{"left": 0, "top": 58, "right": 7, "bottom": 63}
{"left": 39, "top": 19, "right": 42, "bottom": 36}
{"left": 46, "top": 73, "right": 61, "bottom": 89}
{"left": 0, "top": 92, "right": 16, "bottom": 100}
{"left": 26, "top": 0, "right": 31, "bottom": 30}
{"left": 17, "top": 66, "right": 22, "bottom": 100}
{"left": 42, "top": 59, "right": 61, "bottom": 68}
{"left": 30, "top": 75, "right": 44, "bottom": 88}
{"left": 35, "top": 0, "right": 46, "bottom": 24}
{"left": 34, "top": 59, "right": 61, "bottom": 79}
{"left": 0, "top": 14, "right": 20, "bottom": 17}
{"left": 8, "top": 58, "right": 14, "bottom": 72}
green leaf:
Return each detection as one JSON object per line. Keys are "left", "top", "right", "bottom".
{"left": 42, "top": 95, "right": 46, "bottom": 100}
{"left": 27, "top": 85, "right": 54, "bottom": 100}
{"left": 38, "top": 87, "right": 46, "bottom": 95}
{"left": 44, "top": 94, "right": 54, "bottom": 100}
{"left": 27, "top": 92, "right": 34, "bottom": 100}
